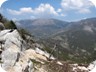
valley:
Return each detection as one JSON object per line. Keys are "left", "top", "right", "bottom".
{"left": 17, "top": 18, "right": 96, "bottom": 63}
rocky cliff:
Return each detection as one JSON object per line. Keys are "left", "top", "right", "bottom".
{"left": 0, "top": 29, "right": 55, "bottom": 72}
{"left": 0, "top": 29, "right": 95, "bottom": 72}
{"left": 0, "top": 29, "right": 28, "bottom": 71}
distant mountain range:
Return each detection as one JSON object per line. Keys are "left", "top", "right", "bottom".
{"left": 17, "top": 19, "right": 70, "bottom": 38}
{"left": 16, "top": 17, "right": 96, "bottom": 63}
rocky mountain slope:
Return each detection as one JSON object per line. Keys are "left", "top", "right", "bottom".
{"left": 36, "top": 18, "right": 96, "bottom": 63}
{"left": 0, "top": 20, "right": 93, "bottom": 72}
{"left": 16, "top": 18, "right": 96, "bottom": 63}
{"left": 88, "top": 60, "right": 96, "bottom": 72}
{"left": 0, "top": 29, "right": 53, "bottom": 72}
{"left": 17, "top": 19, "right": 69, "bottom": 38}
{"left": 0, "top": 28, "right": 92, "bottom": 72}
{"left": 0, "top": 14, "right": 96, "bottom": 72}
{"left": 1, "top": 29, "right": 96, "bottom": 72}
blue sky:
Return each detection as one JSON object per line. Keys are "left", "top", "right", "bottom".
{"left": 1, "top": 0, "right": 96, "bottom": 21}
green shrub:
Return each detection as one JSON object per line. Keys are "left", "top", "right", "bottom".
{"left": 4, "top": 20, "right": 17, "bottom": 29}
{"left": 0, "top": 14, "right": 17, "bottom": 29}
{"left": 18, "top": 28, "right": 33, "bottom": 40}
{"left": 0, "top": 14, "right": 8, "bottom": 23}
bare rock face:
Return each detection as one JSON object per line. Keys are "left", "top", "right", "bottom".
{"left": 1, "top": 30, "right": 22, "bottom": 70}
{"left": 0, "top": 29, "right": 49, "bottom": 72}
{"left": 88, "top": 60, "right": 96, "bottom": 72}
{"left": 0, "top": 29, "right": 30, "bottom": 72}
{"left": 0, "top": 29, "right": 90, "bottom": 72}
{"left": 0, "top": 66, "right": 7, "bottom": 72}
{"left": 0, "top": 30, "right": 27, "bottom": 50}
{"left": 2, "top": 49, "right": 20, "bottom": 70}
{"left": 7, "top": 58, "right": 33, "bottom": 72}
{"left": 0, "top": 30, "right": 21, "bottom": 70}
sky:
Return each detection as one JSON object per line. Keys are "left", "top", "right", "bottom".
{"left": 0, "top": 0, "right": 96, "bottom": 21}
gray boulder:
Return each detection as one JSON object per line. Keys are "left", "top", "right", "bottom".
{"left": 0, "top": 29, "right": 28, "bottom": 71}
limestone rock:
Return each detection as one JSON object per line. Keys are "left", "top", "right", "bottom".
{"left": 88, "top": 60, "right": 96, "bottom": 72}
{"left": 1, "top": 47, "right": 20, "bottom": 70}
{"left": 0, "top": 66, "right": 7, "bottom": 72}
{"left": 0, "top": 30, "right": 27, "bottom": 50}
{"left": 7, "top": 58, "right": 33, "bottom": 72}
{"left": 0, "top": 29, "right": 90, "bottom": 72}
{"left": 0, "top": 29, "right": 27, "bottom": 71}
{"left": 0, "top": 29, "right": 55, "bottom": 72}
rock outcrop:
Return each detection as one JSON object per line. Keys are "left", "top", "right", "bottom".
{"left": 88, "top": 60, "right": 96, "bottom": 72}
{"left": 0, "top": 29, "right": 55, "bottom": 72}
{"left": 0, "top": 66, "right": 6, "bottom": 72}
{"left": 0, "top": 29, "right": 29, "bottom": 72}
{"left": 0, "top": 29, "right": 93, "bottom": 72}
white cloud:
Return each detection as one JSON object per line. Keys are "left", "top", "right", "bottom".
{"left": 61, "top": 0, "right": 94, "bottom": 13}
{"left": 20, "top": 7, "right": 33, "bottom": 13}
{"left": 57, "top": 8, "right": 62, "bottom": 13}
{"left": 78, "top": 8, "right": 91, "bottom": 14}
{"left": 90, "top": 0, "right": 96, "bottom": 7}
{"left": 7, "top": 3, "right": 58, "bottom": 16}
{"left": 34, "top": 3, "right": 58, "bottom": 16}
{"left": 7, "top": 7, "right": 33, "bottom": 15}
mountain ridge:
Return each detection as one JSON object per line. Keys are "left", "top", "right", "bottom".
{"left": 16, "top": 17, "right": 96, "bottom": 63}
{"left": 17, "top": 18, "right": 70, "bottom": 38}
{"left": 17, "top": 17, "right": 96, "bottom": 38}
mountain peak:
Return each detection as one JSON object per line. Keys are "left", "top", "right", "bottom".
{"left": 32, "top": 18, "right": 56, "bottom": 26}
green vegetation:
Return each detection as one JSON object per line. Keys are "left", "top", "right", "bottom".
{"left": 18, "top": 28, "right": 33, "bottom": 40}
{"left": 4, "top": 20, "right": 17, "bottom": 29}
{"left": 1, "top": 13, "right": 96, "bottom": 64}
{"left": 0, "top": 14, "right": 17, "bottom": 29}
{"left": 39, "top": 18, "right": 96, "bottom": 64}
{"left": 45, "top": 61, "right": 72, "bottom": 72}
{"left": 30, "top": 59, "right": 41, "bottom": 64}
{"left": 0, "top": 14, "right": 7, "bottom": 23}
